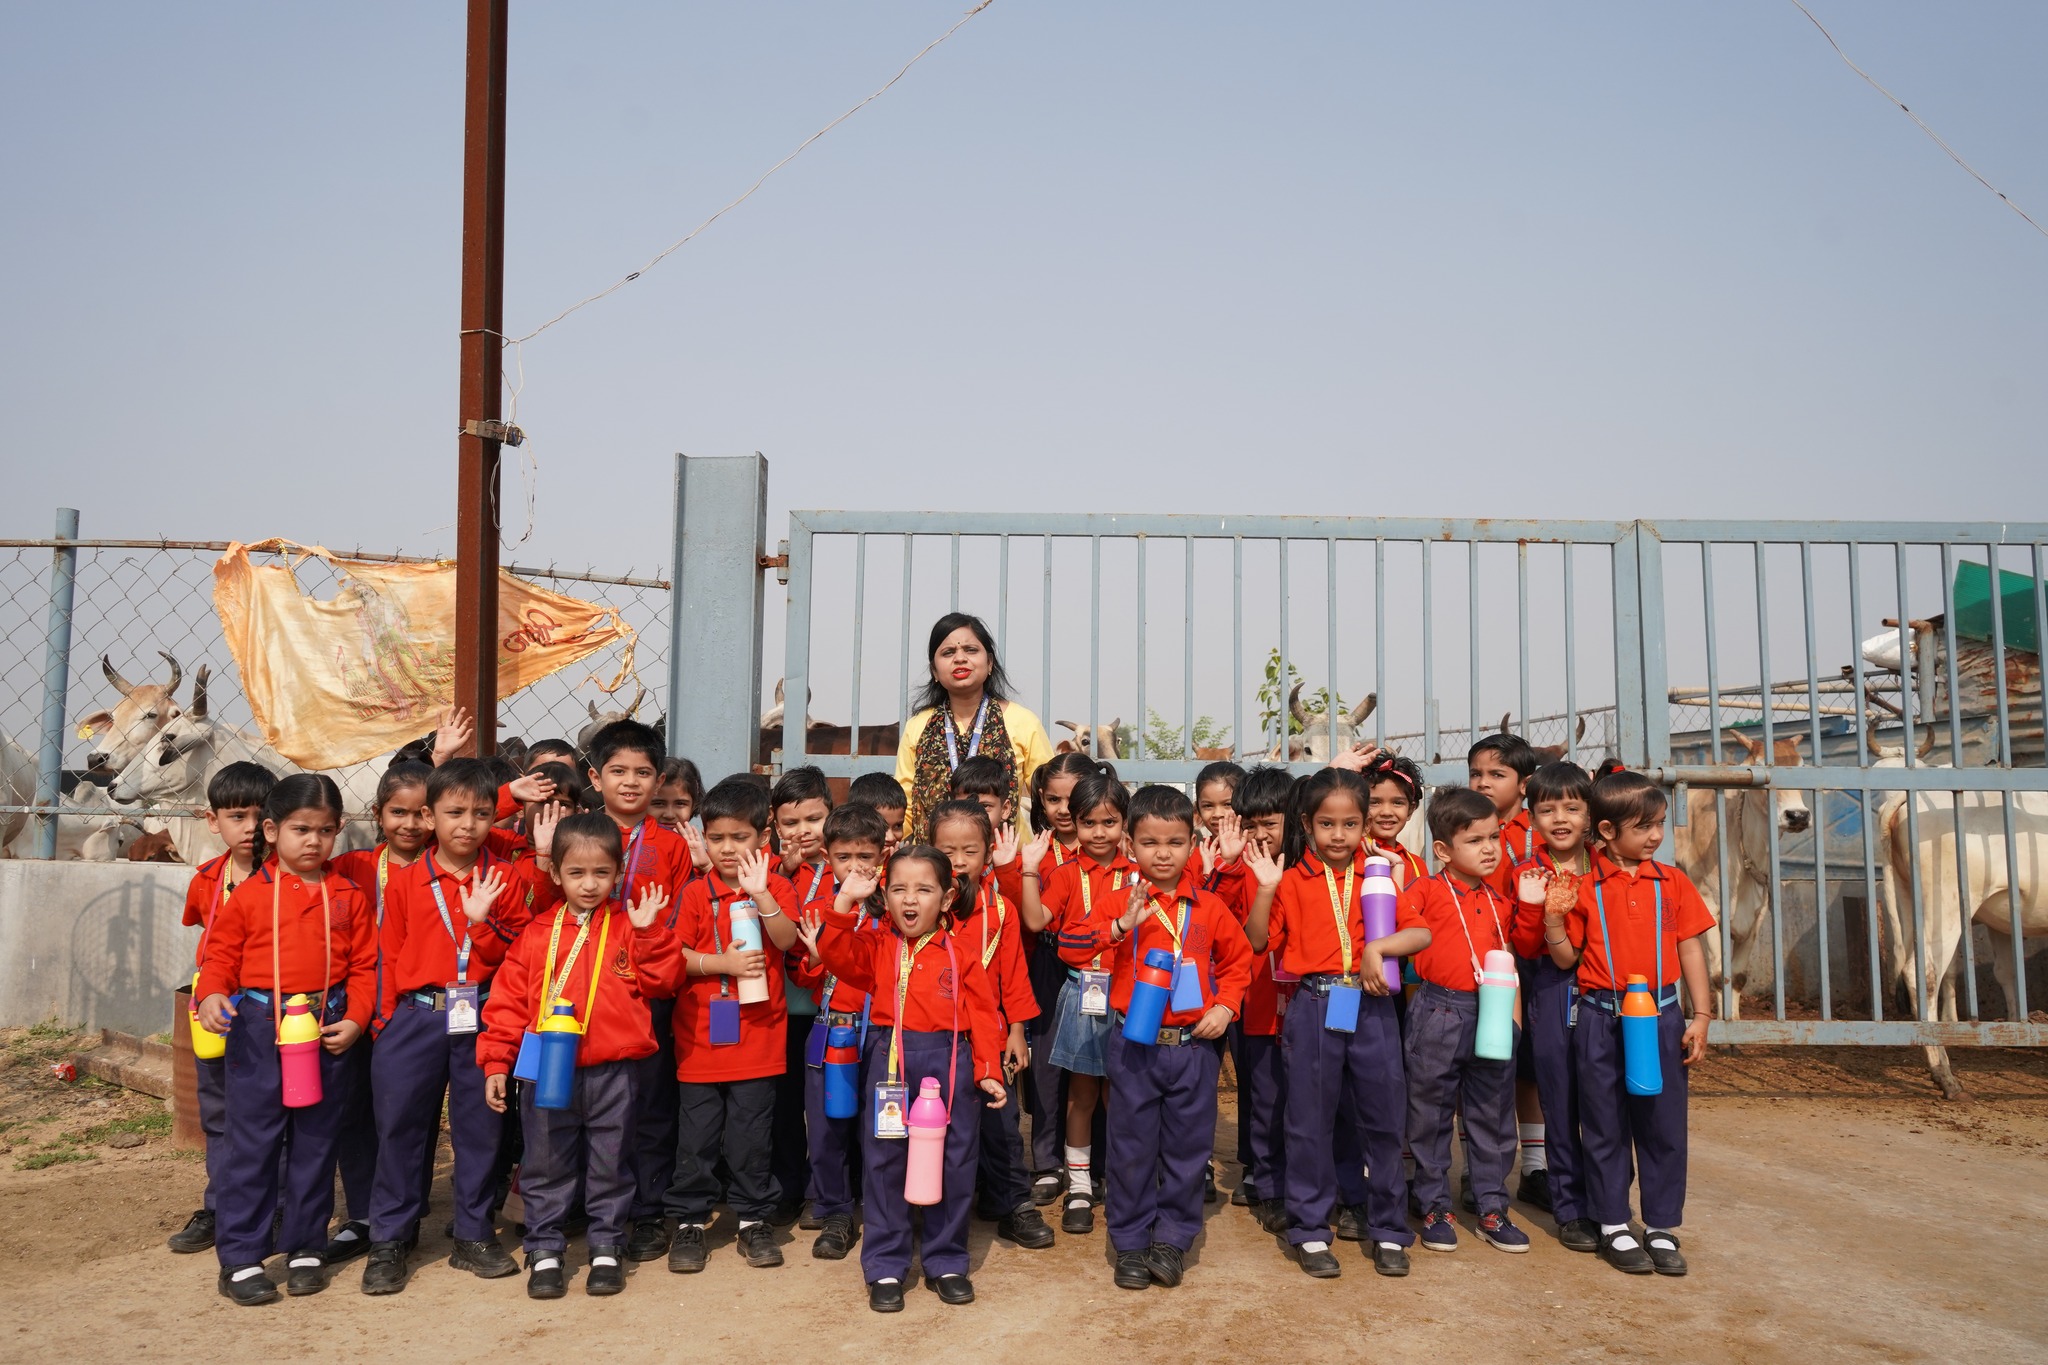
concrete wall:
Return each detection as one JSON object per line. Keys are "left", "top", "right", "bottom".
{"left": 0, "top": 861, "right": 197, "bottom": 1036}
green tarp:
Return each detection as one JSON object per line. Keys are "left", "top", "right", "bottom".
{"left": 1952, "top": 560, "right": 2042, "bottom": 656}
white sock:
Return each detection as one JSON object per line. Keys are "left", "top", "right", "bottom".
{"left": 1519, "top": 1123, "right": 1548, "bottom": 1173}
{"left": 1301, "top": 1240, "right": 1330, "bottom": 1253}
{"left": 532, "top": 1255, "right": 561, "bottom": 1271}
{"left": 286, "top": 1255, "right": 322, "bottom": 1269}
{"left": 591, "top": 1253, "right": 619, "bottom": 1267}
{"left": 1065, "top": 1145, "right": 1092, "bottom": 1197}
{"left": 738, "top": 1219, "right": 762, "bottom": 1230}
{"left": 1376, "top": 1241, "right": 1404, "bottom": 1252}
{"left": 875, "top": 1276, "right": 901, "bottom": 1285}
{"left": 1601, "top": 1222, "right": 1639, "bottom": 1249}
{"left": 230, "top": 1265, "right": 267, "bottom": 1282}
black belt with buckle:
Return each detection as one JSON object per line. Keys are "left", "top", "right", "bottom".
{"left": 1153, "top": 1026, "right": 1199, "bottom": 1046}
{"left": 1298, "top": 973, "right": 1364, "bottom": 997}
{"left": 406, "top": 985, "right": 490, "bottom": 1011}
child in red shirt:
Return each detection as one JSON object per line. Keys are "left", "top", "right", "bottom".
{"left": 1398, "top": 787, "right": 1528, "bottom": 1254}
{"left": 1470, "top": 731, "right": 1549, "bottom": 1208}
{"left": 930, "top": 798, "right": 1051, "bottom": 1250}
{"left": 769, "top": 765, "right": 834, "bottom": 1232}
{"left": 479, "top": 812, "right": 682, "bottom": 1298}
{"left": 362, "top": 759, "right": 551, "bottom": 1293}
{"left": 802, "top": 846, "right": 1008, "bottom": 1312}
{"left": 1080, "top": 785, "right": 1251, "bottom": 1291}
{"left": 1535, "top": 770, "right": 1715, "bottom": 1277}
{"left": 788, "top": 802, "right": 892, "bottom": 1261}
{"left": 167, "top": 760, "right": 274, "bottom": 1256}
{"left": 659, "top": 777, "right": 801, "bottom": 1272}
{"left": 1245, "top": 767, "right": 1425, "bottom": 1280}
{"left": 1021, "top": 768, "right": 1134, "bottom": 1236}
{"left": 1016, "top": 751, "right": 1098, "bottom": 1199}
{"left": 194, "top": 774, "right": 378, "bottom": 1304}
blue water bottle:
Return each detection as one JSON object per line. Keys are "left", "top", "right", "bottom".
{"left": 1620, "top": 974, "right": 1663, "bottom": 1096}
{"left": 823, "top": 1025, "right": 861, "bottom": 1119}
{"left": 1121, "top": 949, "right": 1176, "bottom": 1045}
{"left": 535, "top": 998, "right": 582, "bottom": 1110}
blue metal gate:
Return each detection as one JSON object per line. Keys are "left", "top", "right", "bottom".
{"left": 774, "top": 511, "right": 2047, "bottom": 1048}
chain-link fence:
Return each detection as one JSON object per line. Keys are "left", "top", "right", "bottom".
{"left": 0, "top": 531, "right": 667, "bottom": 856}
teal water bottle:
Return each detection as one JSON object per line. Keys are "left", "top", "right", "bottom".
{"left": 1475, "top": 950, "right": 1517, "bottom": 1061}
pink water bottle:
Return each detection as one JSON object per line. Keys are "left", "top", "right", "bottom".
{"left": 904, "top": 1077, "right": 948, "bottom": 1206}
{"left": 277, "top": 994, "right": 323, "bottom": 1108}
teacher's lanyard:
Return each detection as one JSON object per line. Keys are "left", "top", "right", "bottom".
{"left": 1136, "top": 890, "right": 1193, "bottom": 975}
{"left": 942, "top": 697, "right": 989, "bottom": 770}
{"left": 1078, "top": 865, "right": 1126, "bottom": 970}
{"left": 1321, "top": 859, "right": 1357, "bottom": 976}
{"left": 1593, "top": 875, "right": 1664, "bottom": 991}
{"left": 1442, "top": 875, "right": 1509, "bottom": 985}
{"left": 269, "top": 867, "right": 332, "bottom": 1018}
{"left": 425, "top": 850, "right": 488, "bottom": 984}
{"left": 979, "top": 881, "right": 1008, "bottom": 970}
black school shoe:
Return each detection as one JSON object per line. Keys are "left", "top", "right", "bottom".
{"left": 1371, "top": 1243, "right": 1411, "bottom": 1277}
{"left": 1644, "top": 1229, "right": 1688, "bottom": 1277}
{"left": 668, "top": 1222, "right": 708, "bottom": 1273}
{"left": 1334, "top": 1204, "right": 1365, "bottom": 1241}
{"left": 1298, "top": 1245, "right": 1341, "bottom": 1279}
{"left": 1061, "top": 1194, "right": 1095, "bottom": 1235}
{"left": 868, "top": 1279, "right": 906, "bottom": 1313}
{"left": 323, "top": 1220, "right": 371, "bottom": 1265}
{"left": 1599, "top": 1228, "right": 1654, "bottom": 1275}
{"left": 1557, "top": 1217, "right": 1600, "bottom": 1253}
{"left": 1030, "top": 1172, "right": 1062, "bottom": 1207}
{"left": 167, "top": 1208, "right": 215, "bottom": 1253}
{"left": 626, "top": 1218, "right": 671, "bottom": 1261}
{"left": 925, "top": 1273, "right": 975, "bottom": 1305}
{"left": 586, "top": 1245, "right": 627, "bottom": 1295}
{"left": 284, "top": 1253, "right": 328, "bottom": 1297}
{"left": 451, "top": 1234, "right": 519, "bottom": 1279}
{"left": 360, "top": 1241, "right": 411, "bottom": 1295}
{"left": 526, "top": 1252, "right": 567, "bottom": 1300}
{"left": 1255, "top": 1199, "right": 1291, "bottom": 1235}
{"left": 1517, "top": 1167, "right": 1553, "bottom": 1212}
{"left": 770, "top": 1198, "right": 805, "bottom": 1228}
{"left": 1113, "top": 1250, "right": 1152, "bottom": 1291}
{"left": 1203, "top": 1165, "right": 1219, "bottom": 1203}
{"left": 812, "top": 1213, "right": 858, "bottom": 1260}
{"left": 218, "top": 1264, "right": 280, "bottom": 1306}
{"left": 1231, "top": 1181, "right": 1253, "bottom": 1208}
{"left": 1145, "top": 1242, "right": 1185, "bottom": 1288}
{"left": 996, "top": 1207, "right": 1055, "bottom": 1249}
{"left": 737, "top": 1221, "right": 784, "bottom": 1268}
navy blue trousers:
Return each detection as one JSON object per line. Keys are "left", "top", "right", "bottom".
{"left": 629, "top": 996, "right": 679, "bottom": 1222}
{"left": 1403, "top": 983, "right": 1518, "bottom": 1217}
{"left": 1281, "top": 987, "right": 1411, "bottom": 1247}
{"left": 1574, "top": 998, "right": 1689, "bottom": 1228}
{"left": 520, "top": 1059, "right": 638, "bottom": 1254}
{"left": 771, "top": 1017, "right": 813, "bottom": 1210}
{"left": 805, "top": 1042, "right": 864, "bottom": 1220}
{"left": 1022, "top": 938, "right": 1068, "bottom": 1173}
{"left": 1232, "top": 1029, "right": 1286, "bottom": 1201}
{"left": 196, "top": 1052, "right": 226, "bottom": 1211}
{"left": 1521, "top": 954, "right": 1587, "bottom": 1222}
{"left": 858, "top": 1029, "right": 979, "bottom": 1283}
{"left": 214, "top": 990, "right": 351, "bottom": 1267}
{"left": 975, "top": 1066, "right": 1031, "bottom": 1218}
{"left": 335, "top": 1032, "right": 378, "bottom": 1220}
{"left": 1106, "top": 1028, "right": 1221, "bottom": 1252}
{"left": 368, "top": 995, "right": 508, "bottom": 1243}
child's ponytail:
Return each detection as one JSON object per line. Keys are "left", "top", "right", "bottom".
{"left": 250, "top": 772, "right": 346, "bottom": 868}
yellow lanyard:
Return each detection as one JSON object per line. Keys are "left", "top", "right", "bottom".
{"left": 1321, "top": 859, "right": 1357, "bottom": 977}
{"left": 1146, "top": 889, "right": 1188, "bottom": 959}
{"left": 269, "top": 868, "right": 333, "bottom": 1036}
{"left": 886, "top": 930, "right": 941, "bottom": 1083}
{"left": 535, "top": 906, "right": 612, "bottom": 1030}
{"left": 979, "top": 883, "right": 1007, "bottom": 971}
{"left": 1078, "top": 865, "right": 1126, "bottom": 970}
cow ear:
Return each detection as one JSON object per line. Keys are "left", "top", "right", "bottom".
{"left": 77, "top": 711, "right": 114, "bottom": 740}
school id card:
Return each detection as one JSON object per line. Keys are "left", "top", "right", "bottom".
{"left": 873, "top": 1082, "right": 909, "bottom": 1140}
{"left": 1079, "top": 970, "right": 1111, "bottom": 1018}
{"left": 444, "top": 983, "right": 480, "bottom": 1036}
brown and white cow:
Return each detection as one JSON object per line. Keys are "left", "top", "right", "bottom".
{"left": 79, "top": 652, "right": 184, "bottom": 777}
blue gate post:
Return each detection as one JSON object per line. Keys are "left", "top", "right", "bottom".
{"left": 33, "top": 508, "right": 80, "bottom": 859}
{"left": 668, "top": 456, "right": 769, "bottom": 784}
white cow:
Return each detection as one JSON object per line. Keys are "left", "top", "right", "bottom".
{"left": 1669, "top": 731, "right": 1813, "bottom": 1019}
{"left": 108, "top": 666, "right": 382, "bottom": 862}
{"left": 78, "top": 652, "right": 185, "bottom": 776}
{"left": 1269, "top": 685, "right": 1378, "bottom": 763}
{"left": 1879, "top": 784, "right": 2048, "bottom": 1098}
{"left": 1, "top": 731, "right": 35, "bottom": 854}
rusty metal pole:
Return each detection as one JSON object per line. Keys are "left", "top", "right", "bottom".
{"left": 454, "top": 0, "right": 508, "bottom": 756}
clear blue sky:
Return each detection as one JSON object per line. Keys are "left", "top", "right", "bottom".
{"left": 3, "top": 2, "right": 2043, "bottom": 747}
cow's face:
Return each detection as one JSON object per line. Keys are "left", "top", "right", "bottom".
{"left": 110, "top": 714, "right": 215, "bottom": 806}
{"left": 80, "top": 653, "right": 184, "bottom": 775}
{"left": 1729, "top": 730, "right": 1811, "bottom": 834}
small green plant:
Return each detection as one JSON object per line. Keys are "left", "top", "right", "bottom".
{"left": 1255, "top": 648, "right": 1345, "bottom": 739}
{"left": 83, "top": 1110, "right": 172, "bottom": 1144}
{"left": 19, "top": 1148, "right": 95, "bottom": 1171}
{"left": 1139, "top": 709, "right": 1233, "bottom": 760}
{"left": 25, "top": 1020, "right": 68, "bottom": 1041}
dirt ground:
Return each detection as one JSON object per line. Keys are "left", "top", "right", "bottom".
{"left": 1, "top": 1029, "right": 2044, "bottom": 1363}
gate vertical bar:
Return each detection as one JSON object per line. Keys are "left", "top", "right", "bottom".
{"left": 1278, "top": 539, "right": 1291, "bottom": 761}
{"left": 671, "top": 455, "right": 768, "bottom": 783}
{"left": 1847, "top": 541, "right": 1883, "bottom": 1022}
{"left": 31, "top": 507, "right": 80, "bottom": 859}
{"left": 1136, "top": 537, "right": 1148, "bottom": 757}
{"left": 1938, "top": 545, "right": 1978, "bottom": 1017}
{"left": 781, "top": 519, "right": 814, "bottom": 776}
{"left": 1089, "top": 537, "right": 1102, "bottom": 746}
{"left": 1183, "top": 539, "right": 1195, "bottom": 760}
{"left": 1800, "top": 541, "right": 1831, "bottom": 1019}
{"left": 1422, "top": 540, "right": 1437, "bottom": 764}
{"left": 1516, "top": 542, "right": 1530, "bottom": 733}
{"left": 1232, "top": 537, "right": 1244, "bottom": 761}
{"left": 899, "top": 536, "right": 915, "bottom": 726}
{"left": 1637, "top": 524, "right": 1672, "bottom": 780}
{"left": 1564, "top": 544, "right": 1578, "bottom": 762}
{"left": 1986, "top": 541, "right": 2027, "bottom": 1019}
{"left": 1703, "top": 542, "right": 1735, "bottom": 1020}
{"left": 1755, "top": 541, "right": 1786, "bottom": 1019}
{"left": 1612, "top": 530, "right": 1646, "bottom": 768}
{"left": 1373, "top": 539, "right": 1387, "bottom": 750}
{"left": 1469, "top": 539, "right": 1481, "bottom": 748}
{"left": 1327, "top": 538, "right": 1339, "bottom": 760}
{"left": 1041, "top": 536, "right": 1054, "bottom": 725}
{"left": 849, "top": 535, "right": 868, "bottom": 755}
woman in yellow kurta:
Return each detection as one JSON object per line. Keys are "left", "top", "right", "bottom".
{"left": 894, "top": 613, "right": 1052, "bottom": 843}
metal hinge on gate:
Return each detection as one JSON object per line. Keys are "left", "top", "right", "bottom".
{"left": 759, "top": 540, "right": 789, "bottom": 584}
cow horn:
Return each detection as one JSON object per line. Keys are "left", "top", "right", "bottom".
{"left": 1055, "top": 720, "right": 1080, "bottom": 734}
{"left": 1106, "top": 719, "right": 1121, "bottom": 759}
{"left": 588, "top": 700, "right": 602, "bottom": 721}
{"left": 156, "top": 651, "right": 181, "bottom": 696}
{"left": 1289, "top": 682, "right": 1310, "bottom": 729}
{"left": 629, "top": 683, "right": 646, "bottom": 716}
{"left": 1866, "top": 727, "right": 1884, "bottom": 759}
{"left": 1348, "top": 692, "right": 1377, "bottom": 725}
{"left": 190, "top": 665, "right": 210, "bottom": 720}
{"left": 774, "top": 677, "right": 785, "bottom": 704}
{"left": 1574, "top": 714, "right": 1588, "bottom": 741}
{"left": 1499, "top": 711, "right": 1512, "bottom": 735}
{"left": 102, "top": 655, "right": 136, "bottom": 693}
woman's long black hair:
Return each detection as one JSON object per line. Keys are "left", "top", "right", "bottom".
{"left": 912, "top": 612, "right": 1013, "bottom": 715}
